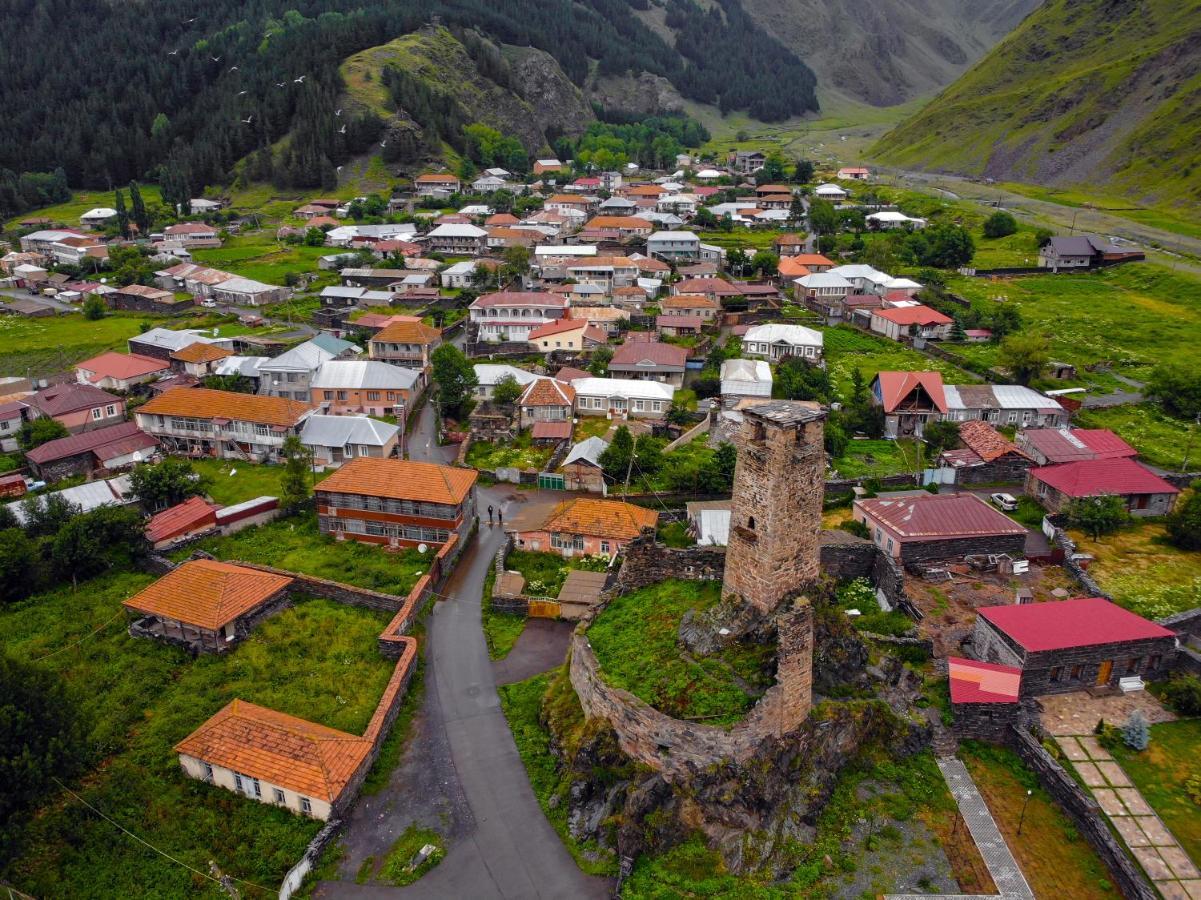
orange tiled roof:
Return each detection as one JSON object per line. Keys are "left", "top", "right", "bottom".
{"left": 957, "top": 420, "right": 1028, "bottom": 463}
{"left": 540, "top": 498, "right": 658, "bottom": 541}
{"left": 139, "top": 387, "right": 313, "bottom": 427}
{"left": 661, "top": 294, "right": 719, "bottom": 309}
{"left": 317, "top": 457, "right": 477, "bottom": 505}
{"left": 520, "top": 378, "right": 575, "bottom": 407}
{"left": 175, "top": 699, "right": 372, "bottom": 802}
{"left": 371, "top": 321, "right": 442, "bottom": 345}
{"left": 584, "top": 216, "right": 652, "bottom": 230}
{"left": 777, "top": 257, "right": 812, "bottom": 278}
{"left": 123, "top": 559, "right": 292, "bottom": 630}
{"left": 172, "top": 342, "right": 233, "bottom": 364}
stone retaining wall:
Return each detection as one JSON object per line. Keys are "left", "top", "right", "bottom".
{"left": 1010, "top": 726, "right": 1157, "bottom": 900}
{"left": 1050, "top": 527, "right": 1111, "bottom": 599}
{"left": 1158, "top": 607, "right": 1201, "bottom": 641}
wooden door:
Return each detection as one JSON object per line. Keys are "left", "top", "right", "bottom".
{"left": 1096, "top": 660, "right": 1113, "bottom": 686}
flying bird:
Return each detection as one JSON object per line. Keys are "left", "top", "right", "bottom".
{"left": 339, "top": 124, "right": 347, "bottom": 134}
{"left": 229, "top": 66, "right": 238, "bottom": 72}
{"left": 335, "top": 108, "right": 342, "bottom": 116}
{"left": 168, "top": 49, "right": 179, "bottom": 55}
{"left": 275, "top": 82, "right": 286, "bottom": 88}
{"left": 293, "top": 75, "right": 306, "bottom": 83}
{"left": 242, "top": 116, "right": 253, "bottom": 124}
{"left": 238, "top": 90, "right": 248, "bottom": 96}
{"left": 211, "top": 56, "right": 221, "bottom": 62}
{"left": 380, "top": 140, "right": 387, "bottom": 148}
{"left": 183, "top": 17, "right": 196, "bottom": 23}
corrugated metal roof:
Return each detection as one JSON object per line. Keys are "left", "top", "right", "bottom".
{"left": 310, "top": 360, "right": 419, "bottom": 390}
{"left": 301, "top": 414, "right": 399, "bottom": 448}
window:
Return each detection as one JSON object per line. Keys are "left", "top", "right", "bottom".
{"left": 91, "top": 407, "right": 102, "bottom": 420}
{"left": 1126, "top": 657, "right": 1142, "bottom": 674}
{"left": 301, "top": 797, "right": 312, "bottom": 815}
{"left": 601, "top": 541, "right": 610, "bottom": 554}
{"left": 1150, "top": 654, "right": 1162, "bottom": 670}
{"left": 105, "top": 404, "right": 116, "bottom": 417}
{"left": 203, "top": 762, "right": 214, "bottom": 782}
{"left": 273, "top": 788, "right": 286, "bottom": 805}
{"left": 336, "top": 391, "right": 348, "bottom": 401}
{"left": 886, "top": 538, "right": 894, "bottom": 553}
{"left": 324, "top": 391, "right": 333, "bottom": 400}
{"left": 367, "top": 391, "right": 380, "bottom": 401}
{"left": 1050, "top": 666, "right": 1062, "bottom": 683}
{"left": 1070, "top": 664, "right": 1082, "bottom": 680}
{"left": 254, "top": 423, "right": 269, "bottom": 437}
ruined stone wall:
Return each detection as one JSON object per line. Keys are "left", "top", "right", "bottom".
{"left": 723, "top": 409, "right": 825, "bottom": 614}
{"left": 569, "top": 599, "right": 816, "bottom": 781}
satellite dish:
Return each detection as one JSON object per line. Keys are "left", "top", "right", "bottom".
{"left": 418, "top": 543, "right": 428, "bottom": 554}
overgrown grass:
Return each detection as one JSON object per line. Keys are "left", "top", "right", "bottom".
{"left": 186, "top": 514, "right": 427, "bottom": 596}
{"left": 821, "top": 325, "right": 975, "bottom": 399}
{"left": 586, "top": 579, "right": 774, "bottom": 726}
{"left": 1075, "top": 403, "right": 1195, "bottom": 470}
{"left": 1110, "top": 719, "right": 1201, "bottom": 865}
{"left": 0, "top": 313, "right": 146, "bottom": 378}
{"left": 190, "top": 458, "right": 332, "bottom": 506}
{"left": 0, "top": 573, "right": 395, "bottom": 897}
{"left": 832, "top": 438, "right": 925, "bottom": 479}
{"left": 961, "top": 741, "right": 1118, "bottom": 899}
{"left": 376, "top": 825, "right": 445, "bottom": 886}
{"left": 505, "top": 549, "right": 607, "bottom": 598}
{"left": 466, "top": 431, "right": 554, "bottom": 471}
{"left": 1070, "top": 520, "right": 1201, "bottom": 618}
{"left": 481, "top": 566, "right": 525, "bottom": 661}
{"left": 190, "top": 232, "right": 337, "bottom": 287}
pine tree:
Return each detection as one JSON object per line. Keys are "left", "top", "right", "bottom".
{"left": 128, "top": 180, "right": 149, "bottom": 233}
{"left": 113, "top": 188, "right": 129, "bottom": 238}
{"left": 1122, "top": 710, "right": 1150, "bottom": 751}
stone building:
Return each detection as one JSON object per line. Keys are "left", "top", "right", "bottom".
{"left": 722, "top": 401, "right": 826, "bottom": 614}
{"left": 972, "top": 597, "right": 1178, "bottom": 697}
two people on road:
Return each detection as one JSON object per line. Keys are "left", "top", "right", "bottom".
{"left": 486, "top": 504, "right": 503, "bottom": 526}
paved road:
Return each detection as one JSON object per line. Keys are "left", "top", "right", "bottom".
{"left": 319, "top": 403, "right": 610, "bottom": 898}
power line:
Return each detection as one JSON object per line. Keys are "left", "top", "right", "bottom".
{"left": 51, "top": 779, "right": 272, "bottom": 895}
{"left": 30, "top": 610, "right": 125, "bottom": 662}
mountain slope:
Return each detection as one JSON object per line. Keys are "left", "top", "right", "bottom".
{"left": 739, "top": 0, "right": 1039, "bottom": 107}
{"left": 873, "top": 0, "right": 1201, "bottom": 206}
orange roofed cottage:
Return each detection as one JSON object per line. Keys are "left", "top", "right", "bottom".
{"left": 123, "top": 559, "right": 293, "bottom": 652}
{"left": 135, "top": 387, "right": 314, "bottom": 462}
{"left": 514, "top": 497, "right": 657, "bottom": 558}
{"left": 175, "top": 699, "right": 373, "bottom": 820}
{"left": 316, "top": 457, "right": 478, "bottom": 548}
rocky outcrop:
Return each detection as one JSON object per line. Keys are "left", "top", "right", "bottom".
{"left": 587, "top": 72, "right": 686, "bottom": 117}
{"left": 506, "top": 47, "right": 594, "bottom": 142}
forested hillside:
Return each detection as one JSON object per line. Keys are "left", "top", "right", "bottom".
{"left": 873, "top": 0, "right": 1201, "bottom": 206}
{"left": 0, "top": 0, "right": 816, "bottom": 213}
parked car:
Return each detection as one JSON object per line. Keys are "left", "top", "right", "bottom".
{"left": 989, "top": 492, "right": 1018, "bottom": 512}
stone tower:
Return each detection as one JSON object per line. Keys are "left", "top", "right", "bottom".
{"left": 721, "top": 400, "right": 825, "bottom": 614}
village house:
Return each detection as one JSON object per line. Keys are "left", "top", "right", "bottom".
{"left": 124, "top": 559, "right": 293, "bottom": 653}
{"left": 527, "top": 319, "right": 607, "bottom": 353}
{"left": 660, "top": 294, "right": 720, "bottom": 321}
{"left": 1025, "top": 457, "right": 1179, "bottom": 517}
{"left": 80, "top": 207, "right": 118, "bottom": 227}
{"left": 564, "top": 256, "right": 640, "bottom": 293}
{"left": 469, "top": 291, "right": 570, "bottom": 344}
{"left": 608, "top": 341, "right": 688, "bottom": 388}
{"left": 872, "top": 371, "right": 947, "bottom": 439}
{"left": 854, "top": 491, "right": 1027, "bottom": 563}
{"left": 794, "top": 272, "right": 852, "bottom": 306}
{"left": 26, "top": 382, "right": 125, "bottom": 433}
{"left": 720, "top": 358, "right": 773, "bottom": 399}
{"left": 315, "top": 457, "right": 478, "bottom": 548}
{"left": 0, "top": 400, "right": 28, "bottom": 452}
{"left": 869, "top": 304, "right": 953, "bottom": 342}
{"left": 866, "top": 211, "right": 926, "bottom": 230}
{"left": 559, "top": 436, "right": 609, "bottom": 493}
{"left": 426, "top": 223, "right": 487, "bottom": 255}
{"left": 208, "top": 275, "right": 291, "bottom": 307}
{"left": 108, "top": 284, "right": 192, "bottom": 314}
{"left": 518, "top": 378, "right": 575, "bottom": 430}
{"left": 367, "top": 321, "right": 443, "bottom": 371}
{"left": 310, "top": 360, "right": 421, "bottom": 417}
{"left": 572, "top": 377, "right": 674, "bottom": 419}
{"left": 74, "top": 351, "right": 171, "bottom": 392}
{"left": 942, "top": 384, "right": 1068, "bottom": 429}
{"left": 514, "top": 497, "right": 657, "bottom": 558}
{"left": 569, "top": 306, "right": 629, "bottom": 336}
{"left": 24, "top": 420, "right": 158, "bottom": 481}
{"left": 127, "top": 327, "right": 233, "bottom": 362}
{"left": 1038, "top": 234, "right": 1144, "bottom": 271}
{"left": 533, "top": 159, "right": 564, "bottom": 175}
{"left": 414, "top": 173, "right": 462, "bottom": 196}
{"left": 671, "top": 277, "right": 743, "bottom": 304}
{"left": 646, "top": 231, "right": 701, "bottom": 261}
{"left": 255, "top": 339, "right": 343, "bottom": 402}
{"left": 814, "top": 183, "right": 848, "bottom": 201}
{"left": 581, "top": 216, "right": 653, "bottom": 239}
{"left": 728, "top": 150, "right": 766, "bottom": 174}
{"left": 1015, "top": 427, "right": 1137, "bottom": 466}
{"left": 172, "top": 342, "right": 234, "bottom": 378}
{"left": 19, "top": 228, "right": 89, "bottom": 254}
{"left": 300, "top": 414, "right": 400, "bottom": 469}
{"left": 836, "top": 167, "right": 871, "bottom": 181}
{"left": 135, "top": 387, "right": 314, "bottom": 461}
{"left": 175, "top": 698, "right": 373, "bottom": 821}
{"left": 163, "top": 222, "right": 221, "bottom": 247}
{"left": 973, "top": 597, "right": 1177, "bottom": 697}
{"left": 656, "top": 314, "right": 703, "bottom": 338}
{"left": 741, "top": 323, "right": 823, "bottom": 362}
{"left": 938, "top": 420, "right": 1032, "bottom": 485}
{"left": 472, "top": 364, "right": 543, "bottom": 400}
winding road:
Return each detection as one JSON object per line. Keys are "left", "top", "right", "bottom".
{"left": 317, "top": 402, "right": 611, "bottom": 898}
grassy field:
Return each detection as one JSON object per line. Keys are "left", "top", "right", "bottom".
{"left": 465, "top": 432, "right": 554, "bottom": 471}
{"left": 186, "top": 514, "right": 427, "bottom": 596}
{"left": 961, "top": 742, "right": 1117, "bottom": 899}
{"left": 998, "top": 182, "right": 1201, "bottom": 243}
{"left": 190, "top": 459, "right": 332, "bottom": 506}
{"left": 822, "top": 325, "right": 975, "bottom": 400}
{"left": 947, "top": 262, "right": 1201, "bottom": 392}
{"left": 0, "top": 571, "right": 394, "bottom": 898}
{"left": 1074, "top": 404, "right": 1196, "bottom": 471}
{"left": 1110, "top": 719, "right": 1201, "bottom": 865}
{"left": 4, "top": 185, "right": 165, "bottom": 229}
{"left": 0, "top": 313, "right": 146, "bottom": 378}
{"left": 481, "top": 567, "right": 525, "bottom": 660}
{"left": 190, "top": 231, "right": 337, "bottom": 286}
{"left": 586, "top": 579, "right": 774, "bottom": 726}
{"left": 832, "top": 438, "right": 925, "bottom": 479}
{"left": 1070, "top": 520, "right": 1201, "bottom": 618}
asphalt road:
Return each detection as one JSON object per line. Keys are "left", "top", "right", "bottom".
{"left": 318, "top": 403, "right": 610, "bottom": 898}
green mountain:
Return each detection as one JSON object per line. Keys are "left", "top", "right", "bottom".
{"left": 873, "top": 0, "right": 1201, "bottom": 207}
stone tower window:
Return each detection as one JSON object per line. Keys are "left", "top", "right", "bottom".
{"left": 747, "top": 516, "right": 756, "bottom": 531}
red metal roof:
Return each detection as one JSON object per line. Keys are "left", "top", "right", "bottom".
{"left": 146, "top": 495, "right": 219, "bottom": 543}
{"left": 25, "top": 420, "right": 151, "bottom": 465}
{"left": 531, "top": 421, "right": 572, "bottom": 440}
{"left": 610, "top": 341, "right": 688, "bottom": 368}
{"left": 979, "top": 597, "right": 1175, "bottom": 652}
{"left": 874, "top": 371, "right": 947, "bottom": 414}
{"left": 855, "top": 492, "right": 1026, "bottom": 541}
{"left": 873, "top": 304, "right": 952, "bottom": 326}
{"left": 948, "top": 657, "right": 1021, "bottom": 704}
{"left": 76, "top": 351, "right": 169, "bottom": 382}
{"left": 1028, "top": 458, "right": 1178, "bottom": 498}
{"left": 1020, "top": 428, "right": 1137, "bottom": 464}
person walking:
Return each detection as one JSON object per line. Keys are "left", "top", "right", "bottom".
{"left": 487, "top": 504, "right": 494, "bottom": 525}
{"left": 497, "top": 508, "right": 503, "bottom": 527}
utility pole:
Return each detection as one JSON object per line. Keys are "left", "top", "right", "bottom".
{"left": 623, "top": 448, "right": 636, "bottom": 496}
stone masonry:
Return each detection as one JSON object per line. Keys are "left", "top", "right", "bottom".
{"left": 722, "top": 401, "right": 826, "bottom": 614}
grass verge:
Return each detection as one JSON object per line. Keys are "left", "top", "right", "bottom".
{"left": 1110, "top": 719, "right": 1201, "bottom": 865}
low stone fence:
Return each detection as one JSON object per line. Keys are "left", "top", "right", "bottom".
{"left": 1158, "top": 607, "right": 1201, "bottom": 641}
{"left": 279, "top": 818, "right": 342, "bottom": 900}
{"left": 232, "top": 561, "right": 406, "bottom": 614}
{"left": 1010, "top": 726, "right": 1157, "bottom": 900}
{"left": 1049, "top": 527, "right": 1111, "bottom": 599}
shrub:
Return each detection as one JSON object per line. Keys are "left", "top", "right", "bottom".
{"left": 1121, "top": 710, "right": 1150, "bottom": 751}
{"left": 840, "top": 519, "right": 870, "bottom": 540}
{"left": 982, "top": 210, "right": 1018, "bottom": 238}
{"left": 1157, "top": 674, "right": 1201, "bottom": 716}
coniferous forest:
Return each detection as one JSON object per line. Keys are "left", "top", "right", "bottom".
{"left": 0, "top": 0, "right": 818, "bottom": 214}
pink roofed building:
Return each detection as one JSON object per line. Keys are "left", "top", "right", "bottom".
{"left": 1025, "top": 457, "right": 1179, "bottom": 517}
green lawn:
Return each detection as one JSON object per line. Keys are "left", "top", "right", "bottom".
{"left": 1074, "top": 403, "right": 1196, "bottom": 471}
{"left": 586, "top": 579, "right": 775, "bottom": 726}
{"left": 0, "top": 571, "right": 394, "bottom": 898}
{"left": 1110, "top": 720, "right": 1201, "bottom": 865}
{"left": 4, "top": 186, "right": 165, "bottom": 229}
{"left": 185, "top": 514, "right": 427, "bottom": 596}
{"left": 832, "top": 439, "right": 925, "bottom": 479}
{"left": 947, "top": 262, "right": 1201, "bottom": 392}
{"left": 190, "top": 459, "right": 331, "bottom": 506}
{"left": 466, "top": 432, "right": 554, "bottom": 471}
{"left": 997, "top": 182, "right": 1201, "bottom": 242}
{"left": 821, "top": 325, "right": 975, "bottom": 400}
{"left": 1070, "top": 520, "right": 1201, "bottom": 618}
{"left": 190, "top": 232, "right": 337, "bottom": 286}
{"left": 696, "top": 229, "right": 785, "bottom": 251}
{"left": 0, "top": 313, "right": 146, "bottom": 378}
